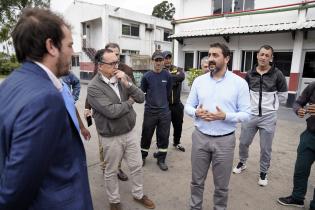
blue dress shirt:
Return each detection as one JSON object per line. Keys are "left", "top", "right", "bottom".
{"left": 185, "top": 71, "right": 251, "bottom": 136}
{"left": 61, "top": 82, "right": 80, "bottom": 133}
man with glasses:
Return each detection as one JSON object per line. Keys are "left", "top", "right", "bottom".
{"left": 87, "top": 49, "right": 155, "bottom": 210}
{"left": 84, "top": 43, "right": 134, "bottom": 181}
{"left": 104, "top": 43, "right": 136, "bottom": 84}
{"left": 140, "top": 51, "right": 172, "bottom": 171}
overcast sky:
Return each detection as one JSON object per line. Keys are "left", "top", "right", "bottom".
{"left": 50, "top": 0, "right": 178, "bottom": 15}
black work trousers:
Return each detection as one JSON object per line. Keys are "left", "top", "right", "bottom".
{"left": 169, "top": 102, "right": 184, "bottom": 145}
{"left": 292, "top": 130, "right": 315, "bottom": 209}
{"left": 141, "top": 110, "right": 171, "bottom": 159}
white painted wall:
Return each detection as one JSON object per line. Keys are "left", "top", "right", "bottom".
{"left": 182, "top": 0, "right": 212, "bottom": 18}
{"left": 179, "top": 0, "right": 303, "bottom": 20}
{"left": 173, "top": 0, "right": 315, "bottom": 94}
{"left": 64, "top": 2, "right": 104, "bottom": 53}
{"left": 88, "top": 19, "right": 103, "bottom": 50}
{"left": 63, "top": 1, "right": 172, "bottom": 57}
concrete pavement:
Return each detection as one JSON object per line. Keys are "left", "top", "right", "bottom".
{"left": 76, "top": 83, "right": 315, "bottom": 210}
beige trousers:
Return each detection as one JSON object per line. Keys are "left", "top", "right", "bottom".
{"left": 98, "top": 136, "right": 123, "bottom": 171}
{"left": 99, "top": 128, "right": 143, "bottom": 203}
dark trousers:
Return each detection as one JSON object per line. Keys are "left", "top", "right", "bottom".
{"left": 169, "top": 103, "right": 184, "bottom": 145}
{"left": 292, "top": 130, "right": 315, "bottom": 209}
{"left": 141, "top": 111, "right": 171, "bottom": 159}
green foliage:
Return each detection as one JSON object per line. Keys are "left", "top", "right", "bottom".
{"left": 0, "top": 52, "right": 20, "bottom": 75}
{"left": 152, "top": 1, "right": 175, "bottom": 21}
{"left": 187, "top": 68, "right": 203, "bottom": 86}
{"left": 0, "top": 0, "right": 50, "bottom": 41}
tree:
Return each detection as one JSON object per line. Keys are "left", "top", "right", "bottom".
{"left": 152, "top": 1, "right": 175, "bottom": 21}
{"left": 0, "top": 52, "right": 20, "bottom": 75}
{"left": 0, "top": 0, "right": 50, "bottom": 42}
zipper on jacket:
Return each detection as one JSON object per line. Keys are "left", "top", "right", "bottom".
{"left": 259, "top": 75, "right": 263, "bottom": 117}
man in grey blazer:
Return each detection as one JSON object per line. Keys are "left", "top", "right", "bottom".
{"left": 87, "top": 49, "right": 155, "bottom": 210}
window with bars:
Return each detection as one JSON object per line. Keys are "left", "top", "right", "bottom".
{"left": 198, "top": 51, "right": 234, "bottom": 70}
{"left": 241, "top": 51, "right": 257, "bottom": 72}
{"left": 122, "top": 23, "right": 140, "bottom": 37}
{"left": 164, "top": 31, "right": 172, "bottom": 42}
{"left": 273, "top": 52, "right": 292, "bottom": 77}
{"left": 303, "top": 52, "right": 315, "bottom": 78}
{"left": 213, "top": 0, "right": 255, "bottom": 14}
{"left": 241, "top": 50, "right": 292, "bottom": 76}
{"left": 122, "top": 49, "right": 140, "bottom": 55}
{"left": 71, "top": 55, "right": 80, "bottom": 67}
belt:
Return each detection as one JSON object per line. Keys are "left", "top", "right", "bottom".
{"left": 207, "top": 131, "right": 235, "bottom": 138}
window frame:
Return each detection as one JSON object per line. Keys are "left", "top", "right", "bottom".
{"left": 121, "top": 49, "right": 140, "bottom": 55}
{"left": 241, "top": 50, "right": 257, "bottom": 72}
{"left": 71, "top": 55, "right": 80, "bottom": 67}
{"left": 163, "top": 30, "right": 172, "bottom": 42}
{"left": 241, "top": 50, "right": 293, "bottom": 75}
{"left": 213, "top": 0, "right": 255, "bottom": 14}
{"left": 122, "top": 23, "right": 140, "bottom": 37}
{"left": 272, "top": 51, "right": 292, "bottom": 77}
{"left": 302, "top": 51, "right": 315, "bottom": 78}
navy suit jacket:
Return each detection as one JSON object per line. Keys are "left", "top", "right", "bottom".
{"left": 0, "top": 61, "right": 93, "bottom": 210}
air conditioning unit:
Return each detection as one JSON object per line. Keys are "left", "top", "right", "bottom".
{"left": 145, "top": 24, "right": 154, "bottom": 31}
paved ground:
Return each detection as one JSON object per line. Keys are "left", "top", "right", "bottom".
{"left": 1, "top": 76, "right": 313, "bottom": 210}
{"left": 73, "top": 84, "right": 315, "bottom": 210}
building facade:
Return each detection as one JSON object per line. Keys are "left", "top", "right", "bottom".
{"left": 171, "top": 0, "right": 315, "bottom": 105}
{"left": 63, "top": 0, "right": 173, "bottom": 81}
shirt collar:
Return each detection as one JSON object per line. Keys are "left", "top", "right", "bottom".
{"left": 34, "top": 61, "right": 62, "bottom": 92}
{"left": 210, "top": 69, "right": 228, "bottom": 82}
{"left": 101, "top": 73, "right": 118, "bottom": 85}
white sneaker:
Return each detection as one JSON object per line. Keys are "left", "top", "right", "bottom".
{"left": 258, "top": 173, "right": 268, "bottom": 186}
{"left": 232, "top": 162, "right": 246, "bottom": 174}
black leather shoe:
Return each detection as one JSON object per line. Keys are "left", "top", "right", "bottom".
{"left": 157, "top": 161, "right": 168, "bottom": 171}
{"left": 174, "top": 144, "right": 185, "bottom": 152}
{"left": 117, "top": 169, "right": 128, "bottom": 181}
{"left": 110, "top": 202, "right": 122, "bottom": 210}
{"left": 277, "top": 195, "right": 304, "bottom": 208}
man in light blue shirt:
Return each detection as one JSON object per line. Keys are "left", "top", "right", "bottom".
{"left": 185, "top": 43, "right": 251, "bottom": 210}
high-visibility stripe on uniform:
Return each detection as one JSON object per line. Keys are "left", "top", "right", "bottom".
{"left": 141, "top": 148, "right": 149, "bottom": 152}
{"left": 158, "top": 148, "right": 168, "bottom": 152}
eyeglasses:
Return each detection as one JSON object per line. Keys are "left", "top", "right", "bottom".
{"left": 99, "top": 60, "right": 119, "bottom": 67}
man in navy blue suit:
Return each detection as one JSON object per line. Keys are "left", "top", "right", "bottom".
{"left": 0, "top": 8, "right": 93, "bottom": 210}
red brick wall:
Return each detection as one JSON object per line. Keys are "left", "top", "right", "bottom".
{"left": 288, "top": 72, "right": 300, "bottom": 92}
{"left": 232, "top": 70, "right": 247, "bottom": 78}
{"left": 80, "top": 62, "right": 95, "bottom": 72}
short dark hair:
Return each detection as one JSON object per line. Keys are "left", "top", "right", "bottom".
{"left": 105, "top": 43, "right": 120, "bottom": 51}
{"left": 93, "top": 49, "right": 105, "bottom": 75}
{"left": 93, "top": 49, "right": 114, "bottom": 76}
{"left": 209, "top": 43, "right": 230, "bottom": 58}
{"left": 11, "top": 8, "right": 70, "bottom": 63}
{"left": 258, "top": 45, "right": 274, "bottom": 55}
